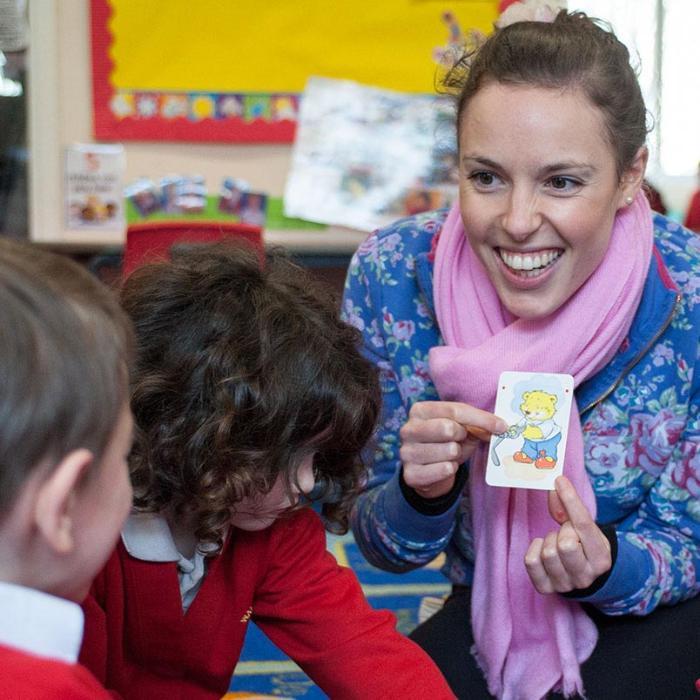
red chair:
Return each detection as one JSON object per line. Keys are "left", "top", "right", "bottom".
{"left": 122, "top": 221, "right": 263, "bottom": 278}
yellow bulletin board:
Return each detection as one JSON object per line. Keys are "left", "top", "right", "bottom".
{"left": 91, "top": 0, "right": 498, "bottom": 142}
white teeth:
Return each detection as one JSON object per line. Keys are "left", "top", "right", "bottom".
{"left": 499, "top": 249, "right": 561, "bottom": 273}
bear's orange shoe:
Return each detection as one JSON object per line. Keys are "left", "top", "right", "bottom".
{"left": 513, "top": 451, "right": 534, "bottom": 464}
{"left": 535, "top": 450, "right": 556, "bottom": 469}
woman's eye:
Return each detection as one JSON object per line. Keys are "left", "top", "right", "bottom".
{"left": 548, "top": 176, "right": 579, "bottom": 191}
{"left": 470, "top": 171, "right": 498, "bottom": 187}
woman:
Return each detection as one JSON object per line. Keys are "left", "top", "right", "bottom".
{"left": 342, "top": 10, "right": 700, "bottom": 700}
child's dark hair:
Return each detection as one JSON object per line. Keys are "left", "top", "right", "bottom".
{"left": 0, "top": 239, "right": 133, "bottom": 516}
{"left": 443, "top": 10, "right": 648, "bottom": 177}
{"left": 121, "top": 243, "right": 380, "bottom": 551}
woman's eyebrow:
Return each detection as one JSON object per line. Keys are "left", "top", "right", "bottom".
{"left": 539, "top": 161, "right": 596, "bottom": 176}
{"left": 461, "top": 154, "right": 501, "bottom": 169}
{"left": 461, "top": 155, "right": 597, "bottom": 178}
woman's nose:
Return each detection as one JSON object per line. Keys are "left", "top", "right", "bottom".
{"left": 501, "top": 190, "right": 542, "bottom": 240}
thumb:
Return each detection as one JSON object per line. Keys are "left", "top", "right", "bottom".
{"left": 548, "top": 487, "right": 567, "bottom": 525}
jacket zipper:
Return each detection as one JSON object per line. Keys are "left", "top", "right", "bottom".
{"left": 579, "top": 292, "right": 682, "bottom": 416}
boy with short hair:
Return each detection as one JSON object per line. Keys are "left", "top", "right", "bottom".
{"left": 0, "top": 240, "right": 134, "bottom": 698}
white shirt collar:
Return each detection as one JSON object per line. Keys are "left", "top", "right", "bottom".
{"left": 121, "top": 511, "right": 221, "bottom": 612}
{"left": 121, "top": 511, "right": 220, "bottom": 561}
{"left": 121, "top": 511, "right": 181, "bottom": 562}
{"left": 0, "top": 581, "right": 84, "bottom": 663}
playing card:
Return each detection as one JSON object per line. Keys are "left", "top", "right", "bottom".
{"left": 486, "top": 371, "right": 574, "bottom": 490}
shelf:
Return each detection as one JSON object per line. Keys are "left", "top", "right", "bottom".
{"left": 32, "top": 225, "right": 368, "bottom": 256}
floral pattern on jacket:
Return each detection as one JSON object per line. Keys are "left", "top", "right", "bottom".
{"left": 342, "top": 209, "right": 700, "bottom": 615}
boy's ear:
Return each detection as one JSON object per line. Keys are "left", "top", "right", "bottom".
{"left": 34, "top": 449, "right": 94, "bottom": 555}
{"left": 618, "top": 146, "right": 648, "bottom": 209}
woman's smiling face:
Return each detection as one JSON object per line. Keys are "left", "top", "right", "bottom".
{"left": 458, "top": 82, "right": 643, "bottom": 320}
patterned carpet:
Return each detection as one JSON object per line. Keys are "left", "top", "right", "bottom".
{"left": 224, "top": 532, "right": 450, "bottom": 699}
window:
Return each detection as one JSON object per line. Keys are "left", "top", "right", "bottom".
{"left": 573, "top": 0, "right": 700, "bottom": 178}
{"left": 658, "top": 0, "right": 700, "bottom": 175}
{"left": 0, "top": 0, "right": 28, "bottom": 238}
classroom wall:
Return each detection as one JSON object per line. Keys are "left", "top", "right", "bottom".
{"left": 30, "top": 0, "right": 699, "bottom": 246}
{"left": 59, "top": 1, "right": 292, "bottom": 192}
{"left": 31, "top": 0, "right": 296, "bottom": 248}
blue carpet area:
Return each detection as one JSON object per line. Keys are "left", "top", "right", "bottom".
{"left": 226, "top": 533, "right": 450, "bottom": 699}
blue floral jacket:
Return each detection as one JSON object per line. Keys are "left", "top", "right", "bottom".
{"left": 341, "top": 209, "right": 700, "bottom": 615}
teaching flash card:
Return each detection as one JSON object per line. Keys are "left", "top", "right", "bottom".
{"left": 486, "top": 371, "right": 574, "bottom": 491}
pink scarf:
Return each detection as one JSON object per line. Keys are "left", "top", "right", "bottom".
{"left": 428, "top": 193, "right": 653, "bottom": 699}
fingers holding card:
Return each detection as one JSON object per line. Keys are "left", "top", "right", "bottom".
{"left": 486, "top": 371, "right": 574, "bottom": 491}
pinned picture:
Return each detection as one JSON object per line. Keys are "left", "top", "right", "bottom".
{"left": 486, "top": 371, "right": 574, "bottom": 491}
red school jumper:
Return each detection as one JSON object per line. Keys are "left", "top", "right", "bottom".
{"left": 0, "top": 644, "right": 111, "bottom": 699}
{"left": 685, "top": 189, "right": 700, "bottom": 232}
{"left": 80, "top": 507, "right": 455, "bottom": 700}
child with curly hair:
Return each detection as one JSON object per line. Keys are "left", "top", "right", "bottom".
{"left": 80, "top": 243, "right": 454, "bottom": 699}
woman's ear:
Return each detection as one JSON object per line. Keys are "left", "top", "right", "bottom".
{"left": 618, "top": 146, "right": 649, "bottom": 209}
{"left": 34, "top": 449, "right": 94, "bottom": 555}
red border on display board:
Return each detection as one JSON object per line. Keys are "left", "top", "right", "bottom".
{"left": 89, "top": 0, "right": 296, "bottom": 143}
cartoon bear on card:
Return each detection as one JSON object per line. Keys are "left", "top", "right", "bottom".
{"left": 511, "top": 390, "right": 561, "bottom": 469}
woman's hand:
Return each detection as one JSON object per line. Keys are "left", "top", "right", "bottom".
{"left": 399, "top": 401, "right": 507, "bottom": 499}
{"left": 524, "top": 475, "right": 612, "bottom": 594}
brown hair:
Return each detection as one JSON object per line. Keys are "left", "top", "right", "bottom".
{"left": 121, "top": 243, "right": 380, "bottom": 552}
{"left": 0, "top": 240, "right": 133, "bottom": 515}
{"left": 443, "top": 10, "right": 648, "bottom": 176}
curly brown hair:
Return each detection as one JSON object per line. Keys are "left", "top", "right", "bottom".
{"left": 121, "top": 243, "right": 380, "bottom": 552}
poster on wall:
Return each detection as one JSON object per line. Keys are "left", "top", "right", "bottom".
{"left": 65, "top": 143, "right": 125, "bottom": 229}
{"left": 284, "top": 77, "right": 458, "bottom": 231}
{"left": 90, "top": 0, "right": 498, "bottom": 143}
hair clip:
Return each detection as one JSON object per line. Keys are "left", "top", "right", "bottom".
{"left": 496, "top": 0, "right": 566, "bottom": 29}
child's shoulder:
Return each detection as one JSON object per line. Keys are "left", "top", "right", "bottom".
{"left": 245, "top": 508, "right": 328, "bottom": 563}
{"left": 0, "top": 644, "right": 109, "bottom": 698}
{"left": 267, "top": 507, "right": 326, "bottom": 541}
